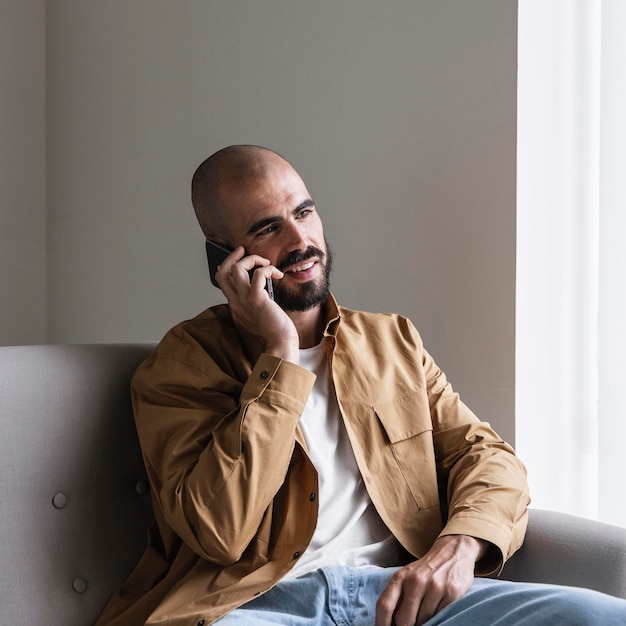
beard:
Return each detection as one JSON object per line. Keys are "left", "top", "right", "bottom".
{"left": 272, "top": 241, "right": 333, "bottom": 312}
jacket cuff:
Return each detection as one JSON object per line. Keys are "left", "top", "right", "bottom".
{"left": 241, "top": 353, "right": 316, "bottom": 416}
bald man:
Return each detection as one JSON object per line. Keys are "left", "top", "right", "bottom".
{"left": 97, "top": 146, "right": 626, "bottom": 626}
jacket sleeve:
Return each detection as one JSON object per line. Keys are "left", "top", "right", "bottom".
{"left": 417, "top": 328, "right": 530, "bottom": 574}
{"left": 132, "top": 341, "right": 315, "bottom": 566}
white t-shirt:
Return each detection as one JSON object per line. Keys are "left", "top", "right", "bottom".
{"left": 284, "top": 339, "right": 404, "bottom": 579}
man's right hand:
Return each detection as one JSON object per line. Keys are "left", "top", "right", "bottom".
{"left": 215, "top": 246, "right": 300, "bottom": 364}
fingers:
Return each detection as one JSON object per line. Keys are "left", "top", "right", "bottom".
{"left": 376, "top": 570, "right": 446, "bottom": 626}
{"left": 375, "top": 575, "right": 401, "bottom": 626}
{"left": 215, "top": 247, "right": 282, "bottom": 299}
{"left": 210, "top": 247, "right": 299, "bottom": 360}
{"left": 376, "top": 554, "right": 474, "bottom": 626}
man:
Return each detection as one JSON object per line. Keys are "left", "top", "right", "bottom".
{"left": 97, "top": 145, "right": 626, "bottom": 625}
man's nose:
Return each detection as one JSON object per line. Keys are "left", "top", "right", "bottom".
{"left": 283, "top": 222, "right": 307, "bottom": 251}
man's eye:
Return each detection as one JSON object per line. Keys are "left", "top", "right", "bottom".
{"left": 257, "top": 224, "right": 277, "bottom": 236}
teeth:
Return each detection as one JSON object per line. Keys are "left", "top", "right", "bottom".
{"left": 288, "top": 261, "right": 315, "bottom": 273}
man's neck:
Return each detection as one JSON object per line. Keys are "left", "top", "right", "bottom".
{"left": 288, "top": 305, "right": 326, "bottom": 349}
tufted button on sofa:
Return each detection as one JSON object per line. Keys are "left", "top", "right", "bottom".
{"left": 1, "top": 343, "right": 625, "bottom": 624}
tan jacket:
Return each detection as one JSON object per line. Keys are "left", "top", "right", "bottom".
{"left": 97, "top": 295, "right": 529, "bottom": 626}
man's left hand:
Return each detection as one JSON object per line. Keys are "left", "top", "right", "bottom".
{"left": 375, "top": 534, "right": 488, "bottom": 626}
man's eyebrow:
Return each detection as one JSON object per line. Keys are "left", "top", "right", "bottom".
{"left": 246, "top": 199, "right": 315, "bottom": 236}
{"left": 295, "top": 198, "right": 315, "bottom": 212}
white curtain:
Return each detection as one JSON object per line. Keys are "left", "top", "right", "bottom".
{"left": 516, "top": 0, "right": 626, "bottom": 527}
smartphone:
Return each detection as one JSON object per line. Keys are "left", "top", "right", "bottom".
{"left": 205, "top": 240, "right": 274, "bottom": 299}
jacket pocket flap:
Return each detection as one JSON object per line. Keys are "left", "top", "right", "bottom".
{"left": 373, "top": 392, "right": 432, "bottom": 443}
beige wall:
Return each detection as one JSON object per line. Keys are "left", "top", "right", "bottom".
{"left": 0, "top": 0, "right": 47, "bottom": 345}
{"left": 6, "top": 1, "right": 518, "bottom": 442}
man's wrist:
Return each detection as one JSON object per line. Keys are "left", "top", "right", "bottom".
{"left": 436, "top": 534, "right": 490, "bottom": 565}
{"left": 264, "top": 339, "right": 300, "bottom": 364}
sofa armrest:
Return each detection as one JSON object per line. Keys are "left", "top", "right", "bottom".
{"left": 500, "top": 508, "right": 626, "bottom": 599}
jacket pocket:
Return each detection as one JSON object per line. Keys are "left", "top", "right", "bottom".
{"left": 373, "top": 392, "right": 440, "bottom": 510}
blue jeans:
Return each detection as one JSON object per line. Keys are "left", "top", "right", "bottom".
{"left": 214, "top": 565, "right": 626, "bottom": 625}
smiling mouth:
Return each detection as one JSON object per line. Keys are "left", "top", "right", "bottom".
{"left": 285, "top": 261, "right": 316, "bottom": 273}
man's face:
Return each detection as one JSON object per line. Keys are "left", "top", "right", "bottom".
{"left": 221, "top": 159, "right": 332, "bottom": 312}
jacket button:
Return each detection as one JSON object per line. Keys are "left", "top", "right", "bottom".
{"left": 198, "top": 621, "right": 205, "bottom": 626}
{"left": 309, "top": 493, "right": 316, "bottom": 501}
{"left": 293, "top": 551, "right": 301, "bottom": 559}
{"left": 260, "top": 371, "right": 269, "bottom": 379}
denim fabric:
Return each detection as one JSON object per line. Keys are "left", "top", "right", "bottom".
{"left": 430, "top": 577, "right": 626, "bottom": 625}
{"left": 216, "top": 566, "right": 399, "bottom": 625}
{"left": 215, "top": 566, "right": 626, "bottom": 625}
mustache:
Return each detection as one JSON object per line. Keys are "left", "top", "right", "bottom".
{"left": 277, "top": 246, "right": 325, "bottom": 272}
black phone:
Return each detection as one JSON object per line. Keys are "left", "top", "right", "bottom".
{"left": 205, "top": 240, "right": 274, "bottom": 299}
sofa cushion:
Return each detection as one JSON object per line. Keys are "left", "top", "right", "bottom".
{"left": 0, "top": 344, "right": 155, "bottom": 625}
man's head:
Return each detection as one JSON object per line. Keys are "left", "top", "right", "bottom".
{"left": 191, "top": 145, "right": 332, "bottom": 312}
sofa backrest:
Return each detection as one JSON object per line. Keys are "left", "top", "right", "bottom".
{"left": 0, "top": 343, "right": 156, "bottom": 625}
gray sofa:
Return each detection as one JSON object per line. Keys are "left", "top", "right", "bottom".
{"left": 1, "top": 343, "right": 626, "bottom": 625}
